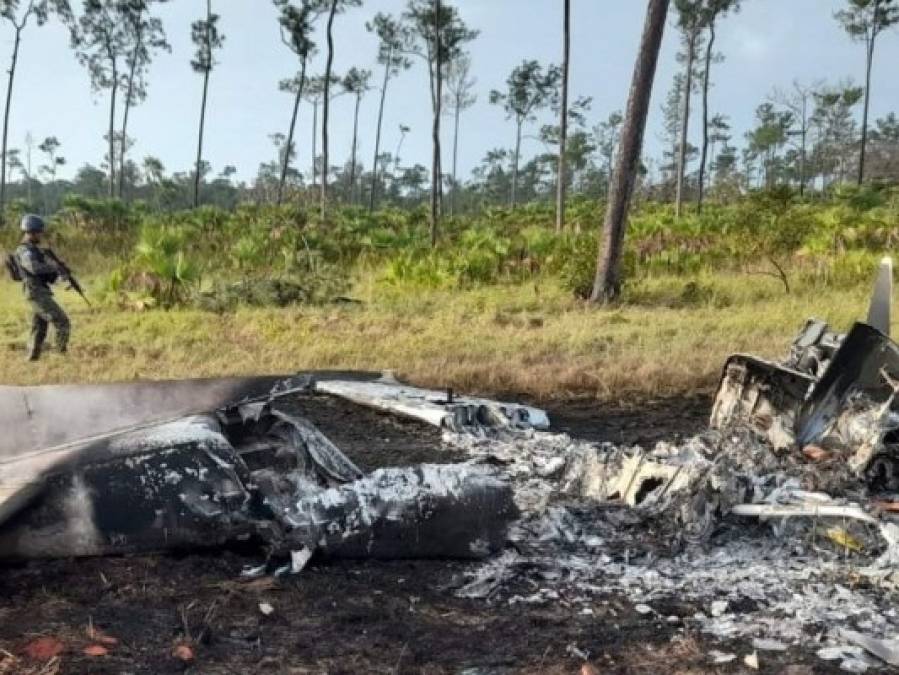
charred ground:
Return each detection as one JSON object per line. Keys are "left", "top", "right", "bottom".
{"left": 0, "top": 394, "right": 864, "bottom": 674}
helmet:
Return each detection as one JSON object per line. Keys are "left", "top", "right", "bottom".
{"left": 20, "top": 214, "right": 45, "bottom": 233}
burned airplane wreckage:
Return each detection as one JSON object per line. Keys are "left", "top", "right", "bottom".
{"left": 712, "top": 258, "right": 899, "bottom": 491}
{"left": 5, "top": 260, "right": 899, "bottom": 668}
{"left": 552, "top": 259, "right": 899, "bottom": 563}
{"left": 3, "top": 261, "right": 899, "bottom": 570}
{"left": 5, "top": 264, "right": 899, "bottom": 668}
{"left": 0, "top": 374, "right": 544, "bottom": 564}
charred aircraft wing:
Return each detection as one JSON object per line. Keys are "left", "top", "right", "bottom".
{"left": 0, "top": 374, "right": 519, "bottom": 562}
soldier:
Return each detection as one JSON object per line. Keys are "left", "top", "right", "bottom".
{"left": 15, "top": 214, "right": 70, "bottom": 361}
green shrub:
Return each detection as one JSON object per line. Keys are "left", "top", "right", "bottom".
{"left": 381, "top": 249, "right": 453, "bottom": 288}
{"left": 194, "top": 273, "right": 347, "bottom": 312}
{"left": 559, "top": 232, "right": 599, "bottom": 299}
{"left": 13, "top": 189, "right": 899, "bottom": 307}
{"left": 110, "top": 221, "right": 200, "bottom": 307}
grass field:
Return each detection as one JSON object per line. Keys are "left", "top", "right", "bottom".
{"left": 0, "top": 269, "right": 880, "bottom": 401}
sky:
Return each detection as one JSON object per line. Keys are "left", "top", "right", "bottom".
{"left": 5, "top": 0, "right": 899, "bottom": 183}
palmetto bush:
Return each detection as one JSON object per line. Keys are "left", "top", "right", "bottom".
{"left": 131, "top": 222, "right": 201, "bottom": 307}
{"left": 34, "top": 185, "right": 899, "bottom": 309}
{"left": 100, "top": 220, "right": 200, "bottom": 309}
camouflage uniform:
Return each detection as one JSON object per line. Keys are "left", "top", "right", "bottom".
{"left": 15, "top": 242, "right": 70, "bottom": 361}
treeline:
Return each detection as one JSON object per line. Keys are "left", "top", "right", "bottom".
{"left": 9, "top": 184, "right": 894, "bottom": 313}
{"left": 1, "top": 0, "right": 898, "bottom": 231}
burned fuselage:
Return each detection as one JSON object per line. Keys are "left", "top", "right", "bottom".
{"left": 711, "top": 259, "right": 899, "bottom": 490}
{"left": 711, "top": 320, "right": 899, "bottom": 486}
{"left": 0, "top": 375, "right": 524, "bottom": 563}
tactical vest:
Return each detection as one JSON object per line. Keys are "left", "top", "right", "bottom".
{"left": 13, "top": 244, "right": 56, "bottom": 289}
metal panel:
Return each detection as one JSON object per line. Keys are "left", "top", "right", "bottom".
{"left": 0, "top": 376, "right": 291, "bottom": 460}
{"left": 866, "top": 257, "right": 893, "bottom": 337}
{"left": 797, "top": 322, "right": 899, "bottom": 445}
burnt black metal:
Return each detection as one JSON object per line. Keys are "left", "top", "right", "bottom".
{"left": 709, "top": 354, "right": 815, "bottom": 440}
{"left": 283, "top": 465, "right": 517, "bottom": 559}
{"left": 0, "top": 371, "right": 384, "bottom": 461}
{"left": 0, "top": 379, "right": 517, "bottom": 562}
{"left": 0, "top": 416, "right": 263, "bottom": 558}
{"left": 797, "top": 322, "right": 899, "bottom": 446}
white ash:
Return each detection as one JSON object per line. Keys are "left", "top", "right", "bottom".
{"left": 443, "top": 426, "right": 899, "bottom": 667}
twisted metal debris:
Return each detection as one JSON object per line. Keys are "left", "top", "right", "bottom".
{"left": 441, "top": 260, "right": 899, "bottom": 671}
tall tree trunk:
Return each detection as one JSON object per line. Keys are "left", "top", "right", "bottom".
{"left": 437, "top": 126, "right": 444, "bottom": 210}
{"left": 321, "top": 0, "right": 337, "bottom": 221}
{"left": 311, "top": 99, "right": 318, "bottom": 186}
{"left": 697, "top": 21, "right": 714, "bottom": 214}
{"left": 349, "top": 92, "right": 361, "bottom": 203}
{"left": 512, "top": 120, "right": 522, "bottom": 207}
{"left": 555, "top": 0, "right": 570, "bottom": 232}
{"left": 108, "top": 62, "right": 118, "bottom": 199}
{"left": 451, "top": 93, "right": 460, "bottom": 217}
{"left": 193, "top": 0, "right": 212, "bottom": 209}
{"left": 858, "top": 33, "right": 876, "bottom": 185}
{"left": 193, "top": 65, "right": 210, "bottom": 208}
{"left": 429, "top": 0, "right": 442, "bottom": 247}
{"left": 430, "top": 97, "right": 442, "bottom": 243}
{"left": 591, "top": 0, "right": 669, "bottom": 303}
{"left": 278, "top": 57, "right": 307, "bottom": 206}
{"left": 674, "top": 30, "right": 696, "bottom": 218}
{"left": 0, "top": 26, "right": 22, "bottom": 224}
{"left": 369, "top": 54, "right": 391, "bottom": 212}
{"left": 119, "top": 26, "right": 142, "bottom": 201}
{"left": 799, "top": 97, "right": 807, "bottom": 196}
{"left": 394, "top": 130, "right": 405, "bottom": 173}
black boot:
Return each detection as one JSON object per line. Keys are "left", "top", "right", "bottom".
{"left": 29, "top": 315, "right": 48, "bottom": 362}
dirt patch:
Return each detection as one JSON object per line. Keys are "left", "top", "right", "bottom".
{"left": 0, "top": 395, "right": 859, "bottom": 673}
{"left": 545, "top": 393, "right": 711, "bottom": 446}
{"left": 0, "top": 552, "right": 724, "bottom": 674}
{"left": 280, "top": 392, "right": 466, "bottom": 470}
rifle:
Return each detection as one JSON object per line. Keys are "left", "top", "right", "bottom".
{"left": 43, "top": 248, "right": 91, "bottom": 307}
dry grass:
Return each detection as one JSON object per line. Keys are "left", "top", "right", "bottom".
{"left": 0, "top": 271, "right": 879, "bottom": 402}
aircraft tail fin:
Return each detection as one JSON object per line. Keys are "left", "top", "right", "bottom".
{"left": 867, "top": 256, "right": 893, "bottom": 336}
